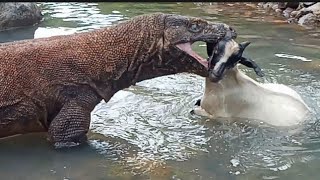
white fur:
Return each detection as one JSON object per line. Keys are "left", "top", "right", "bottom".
{"left": 194, "top": 65, "right": 311, "bottom": 127}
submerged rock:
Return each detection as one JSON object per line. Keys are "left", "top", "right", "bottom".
{"left": 0, "top": 3, "right": 43, "bottom": 31}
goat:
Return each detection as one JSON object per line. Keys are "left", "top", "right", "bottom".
{"left": 193, "top": 37, "right": 311, "bottom": 127}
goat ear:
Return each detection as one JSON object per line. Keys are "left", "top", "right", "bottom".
{"left": 240, "top": 41, "right": 251, "bottom": 50}
{"left": 239, "top": 56, "right": 265, "bottom": 77}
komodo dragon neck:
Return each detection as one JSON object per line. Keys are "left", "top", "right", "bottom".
{"left": 78, "top": 14, "right": 206, "bottom": 100}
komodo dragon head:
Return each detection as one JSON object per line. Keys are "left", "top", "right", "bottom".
{"left": 160, "top": 14, "right": 237, "bottom": 77}
{"left": 115, "top": 13, "right": 237, "bottom": 83}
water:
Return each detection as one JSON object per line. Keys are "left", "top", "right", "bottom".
{"left": 0, "top": 2, "right": 319, "bottom": 180}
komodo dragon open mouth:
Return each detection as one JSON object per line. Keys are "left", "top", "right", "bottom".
{"left": 176, "top": 42, "right": 213, "bottom": 69}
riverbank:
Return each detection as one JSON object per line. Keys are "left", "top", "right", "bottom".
{"left": 258, "top": 2, "right": 319, "bottom": 28}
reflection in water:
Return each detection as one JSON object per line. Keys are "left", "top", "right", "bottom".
{"left": 0, "top": 2, "right": 319, "bottom": 180}
{"left": 275, "top": 53, "right": 313, "bottom": 62}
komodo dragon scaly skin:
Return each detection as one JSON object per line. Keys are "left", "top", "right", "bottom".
{"left": 0, "top": 13, "right": 236, "bottom": 148}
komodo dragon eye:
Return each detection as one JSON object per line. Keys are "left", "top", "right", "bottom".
{"left": 188, "top": 23, "right": 203, "bottom": 33}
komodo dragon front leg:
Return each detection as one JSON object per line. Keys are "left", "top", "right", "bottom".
{"left": 48, "top": 87, "right": 101, "bottom": 148}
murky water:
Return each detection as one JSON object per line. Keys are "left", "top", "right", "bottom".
{"left": 0, "top": 2, "right": 320, "bottom": 180}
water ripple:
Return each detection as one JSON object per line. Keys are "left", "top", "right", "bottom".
{"left": 1, "top": 2, "right": 320, "bottom": 179}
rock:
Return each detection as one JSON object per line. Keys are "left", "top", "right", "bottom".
{"left": 272, "top": 4, "right": 279, "bottom": 11}
{"left": 283, "top": 7, "right": 294, "bottom": 18}
{"left": 275, "top": 8, "right": 283, "bottom": 14}
{"left": 278, "top": 2, "right": 287, "bottom": 10}
{"left": 295, "top": 3, "right": 320, "bottom": 19}
{"left": 290, "top": 10, "right": 299, "bottom": 18}
{"left": 278, "top": 2, "right": 299, "bottom": 10}
{"left": 0, "top": 3, "right": 43, "bottom": 31}
{"left": 257, "top": 3, "right": 264, "bottom": 7}
{"left": 298, "top": 13, "right": 319, "bottom": 26}
{"left": 286, "top": 2, "right": 300, "bottom": 9}
{"left": 305, "top": 3, "right": 320, "bottom": 15}
{"left": 263, "top": 2, "right": 274, "bottom": 9}
{"left": 302, "top": 2, "right": 317, "bottom": 8}
{"left": 287, "top": 17, "right": 297, "bottom": 24}
{"left": 259, "top": 2, "right": 320, "bottom": 27}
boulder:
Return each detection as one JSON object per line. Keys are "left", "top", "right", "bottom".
{"left": 298, "top": 13, "right": 319, "bottom": 26}
{"left": 0, "top": 3, "right": 43, "bottom": 31}
{"left": 295, "top": 3, "right": 320, "bottom": 26}
{"left": 304, "top": 2, "right": 320, "bottom": 15}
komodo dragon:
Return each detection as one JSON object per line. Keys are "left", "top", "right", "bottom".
{"left": 0, "top": 13, "right": 236, "bottom": 148}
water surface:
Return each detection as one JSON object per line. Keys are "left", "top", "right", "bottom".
{"left": 0, "top": 3, "right": 319, "bottom": 180}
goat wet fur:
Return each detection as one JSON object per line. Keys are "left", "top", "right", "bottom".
{"left": 193, "top": 38, "right": 310, "bottom": 127}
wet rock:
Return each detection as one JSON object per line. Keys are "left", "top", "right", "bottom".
{"left": 302, "top": 2, "right": 317, "bottom": 8}
{"left": 263, "top": 2, "right": 274, "bottom": 9}
{"left": 295, "top": 9, "right": 313, "bottom": 19}
{"left": 298, "top": 13, "right": 319, "bottom": 26}
{"left": 271, "top": 4, "right": 279, "bottom": 11}
{"left": 278, "top": 3, "right": 287, "bottom": 10}
{"left": 277, "top": 2, "right": 299, "bottom": 10}
{"left": 305, "top": 2, "right": 320, "bottom": 15}
{"left": 295, "top": 3, "right": 320, "bottom": 20}
{"left": 0, "top": 3, "right": 43, "bottom": 31}
{"left": 275, "top": 8, "right": 283, "bottom": 14}
{"left": 290, "top": 10, "right": 299, "bottom": 18}
{"left": 286, "top": 2, "right": 300, "bottom": 9}
{"left": 287, "top": 17, "right": 297, "bottom": 24}
{"left": 283, "top": 7, "right": 294, "bottom": 18}
{"left": 258, "top": 2, "right": 320, "bottom": 27}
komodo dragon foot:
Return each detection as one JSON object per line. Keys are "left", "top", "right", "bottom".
{"left": 48, "top": 89, "right": 101, "bottom": 149}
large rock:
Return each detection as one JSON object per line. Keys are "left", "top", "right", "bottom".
{"left": 298, "top": 13, "right": 319, "bottom": 26}
{"left": 295, "top": 3, "right": 320, "bottom": 26}
{"left": 0, "top": 3, "right": 43, "bottom": 31}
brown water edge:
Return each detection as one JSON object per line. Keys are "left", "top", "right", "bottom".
{"left": 195, "top": 2, "right": 320, "bottom": 29}
{"left": 196, "top": 3, "right": 290, "bottom": 23}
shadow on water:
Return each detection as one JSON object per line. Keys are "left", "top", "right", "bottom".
{"left": 0, "top": 25, "right": 38, "bottom": 43}
{"left": 0, "top": 2, "right": 320, "bottom": 180}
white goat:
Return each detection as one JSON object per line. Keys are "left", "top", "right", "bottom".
{"left": 193, "top": 38, "right": 310, "bottom": 127}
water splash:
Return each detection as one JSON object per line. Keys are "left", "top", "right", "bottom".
{"left": 275, "top": 53, "right": 313, "bottom": 62}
